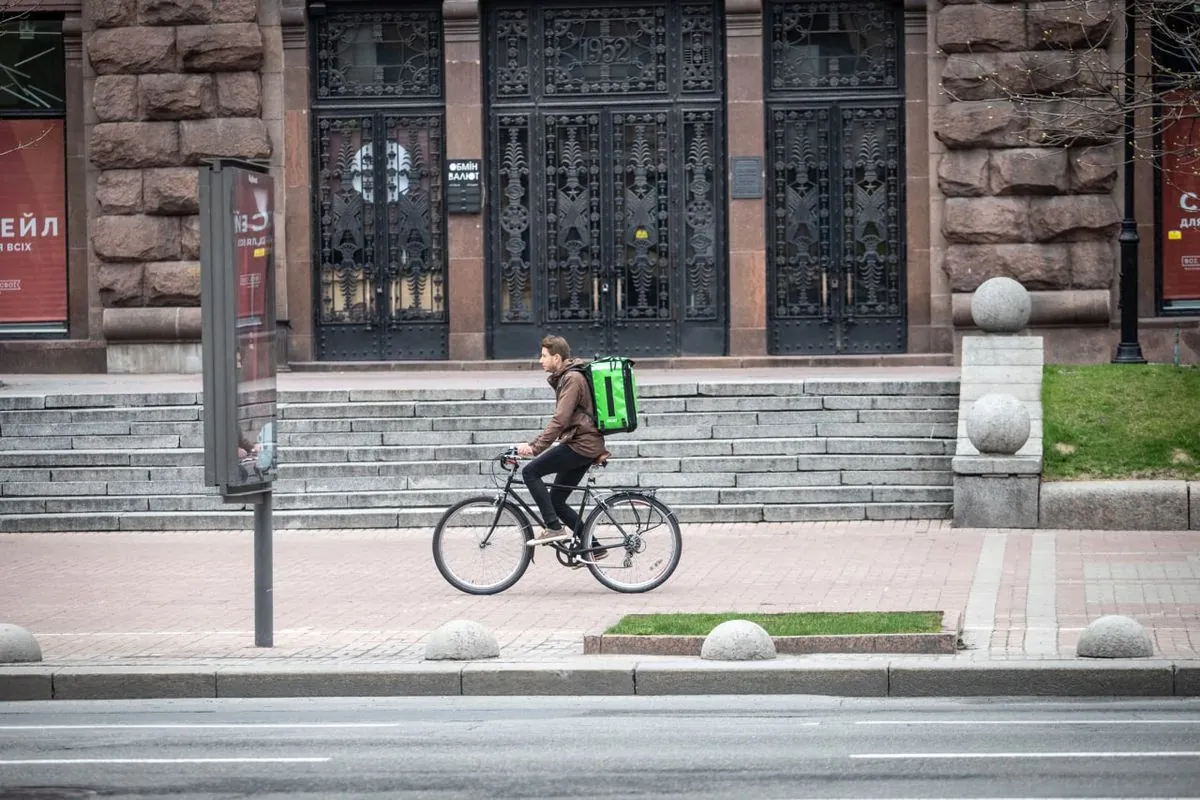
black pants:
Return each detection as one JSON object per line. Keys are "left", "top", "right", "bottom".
{"left": 521, "top": 445, "right": 593, "bottom": 533}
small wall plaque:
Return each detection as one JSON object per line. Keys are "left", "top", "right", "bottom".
{"left": 730, "top": 156, "right": 763, "bottom": 200}
{"left": 446, "top": 159, "right": 483, "bottom": 214}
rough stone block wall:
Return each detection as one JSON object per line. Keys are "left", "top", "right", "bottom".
{"left": 85, "top": 0, "right": 272, "bottom": 311}
{"left": 934, "top": 0, "right": 1121, "bottom": 297}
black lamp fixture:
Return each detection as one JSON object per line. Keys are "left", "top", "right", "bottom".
{"left": 1113, "top": 0, "right": 1147, "bottom": 363}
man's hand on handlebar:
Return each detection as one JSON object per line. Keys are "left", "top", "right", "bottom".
{"left": 515, "top": 443, "right": 534, "bottom": 457}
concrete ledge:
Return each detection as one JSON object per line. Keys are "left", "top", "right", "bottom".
{"left": 0, "top": 668, "right": 54, "bottom": 701}
{"left": 0, "top": 340, "right": 107, "bottom": 374}
{"left": 461, "top": 662, "right": 635, "bottom": 696}
{"left": 1176, "top": 663, "right": 1200, "bottom": 696}
{"left": 953, "top": 290, "right": 1110, "bottom": 327}
{"left": 102, "top": 307, "right": 202, "bottom": 342}
{"left": 954, "top": 474, "right": 1039, "bottom": 528}
{"left": 585, "top": 622, "right": 959, "bottom": 657}
{"left": 1, "top": 659, "right": 1197, "bottom": 701}
{"left": 106, "top": 342, "right": 202, "bottom": 374}
{"left": 634, "top": 659, "right": 889, "bottom": 696}
{"left": 53, "top": 667, "right": 216, "bottom": 700}
{"left": 1191, "top": 483, "right": 1199, "bottom": 530}
{"left": 953, "top": 455, "right": 1041, "bottom": 475}
{"left": 889, "top": 660, "right": 1177, "bottom": 697}
{"left": 216, "top": 665, "right": 462, "bottom": 697}
{"left": 1039, "top": 480, "right": 1191, "bottom": 531}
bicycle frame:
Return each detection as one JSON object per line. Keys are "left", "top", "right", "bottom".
{"left": 490, "top": 459, "right": 643, "bottom": 566}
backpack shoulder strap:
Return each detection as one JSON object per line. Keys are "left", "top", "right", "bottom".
{"left": 562, "top": 364, "right": 595, "bottom": 415}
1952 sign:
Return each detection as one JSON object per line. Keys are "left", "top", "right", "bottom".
{"left": 446, "top": 159, "right": 482, "bottom": 214}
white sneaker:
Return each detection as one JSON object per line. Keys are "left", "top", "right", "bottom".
{"left": 527, "top": 527, "right": 572, "bottom": 546}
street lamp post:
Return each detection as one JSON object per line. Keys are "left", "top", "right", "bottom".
{"left": 1113, "top": 0, "right": 1147, "bottom": 363}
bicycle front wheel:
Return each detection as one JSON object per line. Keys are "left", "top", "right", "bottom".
{"left": 432, "top": 497, "right": 533, "bottom": 595}
{"left": 582, "top": 492, "right": 682, "bottom": 593}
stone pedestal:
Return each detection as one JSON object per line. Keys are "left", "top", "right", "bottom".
{"left": 952, "top": 332, "right": 1044, "bottom": 528}
{"left": 953, "top": 465, "right": 1040, "bottom": 528}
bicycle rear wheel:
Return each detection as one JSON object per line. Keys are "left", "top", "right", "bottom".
{"left": 432, "top": 497, "right": 532, "bottom": 595}
{"left": 581, "top": 491, "right": 681, "bottom": 593}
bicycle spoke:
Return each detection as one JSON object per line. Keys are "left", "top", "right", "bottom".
{"left": 433, "top": 498, "right": 530, "bottom": 595}
{"left": 583, "top": 493, "right": 681, "bottom": 593}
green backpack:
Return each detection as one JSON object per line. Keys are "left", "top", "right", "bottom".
{"left": 573, "top": 356, "right": 639, "bottom": 435}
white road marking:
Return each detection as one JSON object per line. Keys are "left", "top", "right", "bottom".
{"left": 852, "top": 751, "right": 1200, "bottom": 759}
{"left": 0, "top": 757, "right": 331, "bottom": 765}
{"left": 0, "top": 723, "right": 405, "bottom": 731}
{"left": 856, "top": 720, "right": 1200, "bottom": 726}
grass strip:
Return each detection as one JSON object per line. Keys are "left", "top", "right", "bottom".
{"left": 604, "top": 611, "right": 943, "bottom": 637}
{"left": 1042, "top": 364, "right": 1200, "bottom": 480}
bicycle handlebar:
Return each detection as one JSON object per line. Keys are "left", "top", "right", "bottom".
{"left": 499, "top": 447, "right": 521, "bottom": 472}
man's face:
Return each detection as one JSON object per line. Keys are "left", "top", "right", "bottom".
{"left": 539, "top": 347, "right": 562, "bottom": 373}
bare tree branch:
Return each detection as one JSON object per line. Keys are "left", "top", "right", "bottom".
{"left": 0, "top": 0, "right": 55, "bottom": 157}
{"left": 0, "top": 122, "right": 49, "bottom": 157}
{"left": 941, "top": 0, "right": 1200, "bottom": 180}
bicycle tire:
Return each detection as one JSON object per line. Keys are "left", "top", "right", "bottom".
{"left": 581, "top": 491, "right": 682, "bottom": 593}
{"left": 432, "top": 496, "right": 533, "bottom": 595}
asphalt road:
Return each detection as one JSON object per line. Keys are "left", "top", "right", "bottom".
{"left": 1, "top": 696, "right": 1199, "bottom": 799}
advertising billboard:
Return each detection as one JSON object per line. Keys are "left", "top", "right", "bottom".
{"left": 1161, "top": 97, "right": 1200, "bottom": 303}
{"left": 231, "top": 167, "right": 277, "bottom": 490}
{"left": 201, "top": 160, "right": 277, "bottom": 496}
{"left": 0, "top": 119, "right": 66, "bottom": 328}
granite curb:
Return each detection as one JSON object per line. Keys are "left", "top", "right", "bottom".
{"left": 3, "top": 659, "right": 1197, "bottom": 701}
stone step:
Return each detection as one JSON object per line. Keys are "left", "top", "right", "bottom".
{"left": 0, "top": 391, "right": 961, "bottom": 429}
{"left": 0, "top": 462, "right": 955, "bottom": 501}
{"left": 0, "top": 436, "right": 954, "bottom": 482}
{"left": 0, "top": 379, "right": 962, "bottom": 532}
{"left": 0, "top": 378, "right": 959, "bottom": 412}
{"left": 0, "top": 500, "right": 955, "bottom": 533}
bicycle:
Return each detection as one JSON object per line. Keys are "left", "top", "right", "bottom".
{"left": 431, "top": 448, "right": 682, "bottom": 595}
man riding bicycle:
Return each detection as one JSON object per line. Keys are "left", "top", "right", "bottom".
{"left": 516, "top": 335, "right": 609, "bottom": 546}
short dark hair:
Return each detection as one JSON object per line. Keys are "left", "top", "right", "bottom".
{"left": 540, "top": 335, "right": 570, "bottom": 359}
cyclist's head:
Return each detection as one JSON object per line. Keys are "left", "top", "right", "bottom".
{"left": 539, "top": 335, "right": 570, "bottom": 372}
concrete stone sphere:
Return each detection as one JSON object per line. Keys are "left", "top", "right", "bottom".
{"left": 0, "top": 624, "right": 42, "bottom": 663}
{"left": 971, "top": 276, "right": 1031, "bottom": 333}
{"left": 424, "top": 620, "right": 500, "bottom": 661}
{"left": 966, "top": 392, "right": 1031, "bottom": 455}
{"left": 1076, "top": 615, "right": 1154, "bottom": 658}
{"left": 700, "top": 620, "right": 777, "bottom": 661}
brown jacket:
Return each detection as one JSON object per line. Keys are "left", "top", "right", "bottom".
{"left": 527, "top": 358, "right": 609, "bottom": 461}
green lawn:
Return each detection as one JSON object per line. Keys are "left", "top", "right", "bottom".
{"left": 604, "top": 611, "right": 943, "bottom": 637}
{"left": 1042, "top": 364, "right": 1200, "bottom": 480}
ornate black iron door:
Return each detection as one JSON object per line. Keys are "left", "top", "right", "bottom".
{"left": 312, "top": 7, "right": 448, "bottom": 360}
{"left": 487, "top": 2, "right": 726, "bottom": 360}
{"left": 766, "top": 0, "right": 906, "bottom": 355}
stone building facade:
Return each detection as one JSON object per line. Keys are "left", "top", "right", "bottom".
{"left": 0, "top": 0, "right": 1196, "bottom": 373}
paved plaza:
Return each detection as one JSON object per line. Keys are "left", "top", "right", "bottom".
{"left": 2, "top": 521, "right": 1197, "bottom": 666}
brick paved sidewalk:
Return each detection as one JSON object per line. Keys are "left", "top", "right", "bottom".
{"left": 1, "top": 521, "right": 1197, "bottom": 665}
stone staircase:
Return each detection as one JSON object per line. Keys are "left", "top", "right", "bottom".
{"left": 0, "top": 378, "right": 959, "bottom": 532}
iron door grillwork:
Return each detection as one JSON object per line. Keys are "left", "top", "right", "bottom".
{"left": 486, "top": 2, "right": 727, "bottom": 360}
{"left": 312, "top": 7, "right": 448, "bottom": 361}
{"left": 765, "top": 0, "right": 906, "bottom": 355}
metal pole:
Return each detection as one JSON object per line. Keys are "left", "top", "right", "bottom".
{"left": 254, "top": 491, "right": 273, "bottom": 647}
{"left": 1113, "top": 0, "right": 1147, "bottom": 363}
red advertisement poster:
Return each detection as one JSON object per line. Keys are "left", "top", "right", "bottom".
{"left": 229, "top": 167, "right": 276, "bottom": 487}
{"left": 0, "top": 119, "right": 67, "bottom": 324}
{"left": 1161, "top": 94, "right": 1200, "bottom": 301}
{"left": 232, "top": 168, "right": 273, "bottom": 384}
